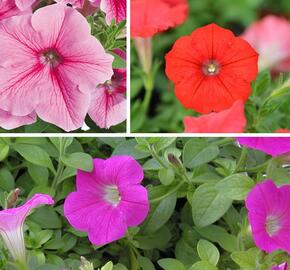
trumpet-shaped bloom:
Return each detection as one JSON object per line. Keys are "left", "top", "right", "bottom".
{"left": 0, "top": 109, "right": 36, "bottom": 130}
{"left": 184, "top": 100, "right": 246, "bottom": 133}
{"left": 246, "top": 180, "right": 290, "bottom": 254}
{"left": 271, "top": 263, "right": 288, "bottom": 270}
{"left": 0, "top": 4, "right": 113, "bottom": 131}
{"left": 237, "top": 138, "right": 290, "bottom": 157}
{"left": 165, "top": 23, "right": 258, "bottom": 114}
{"left": 0, "top": 194, "right": 54, "bottom": 263}
{"left": 242, "top": 15, "right": 290, "bottom": 72}
{"left": 88, "top": 68, "right": 126, "bottom": 129}
{"left": 131, "top": 0, "right": 188, "bottom": 38}
{"left": 64, "top": 156, "right": 149, "bottom": 246}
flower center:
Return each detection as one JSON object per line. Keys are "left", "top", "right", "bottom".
{"left": 40, "top": 49, "right": 62, "bottom": 68}
{"left": 202, "top": 60, "right": 220, "bottom": 76}
{"left": 103, "top": 185, "right": 121, "bottom": 206}
{"left": 265, "top": 215, "right": 281, "bottom": 237}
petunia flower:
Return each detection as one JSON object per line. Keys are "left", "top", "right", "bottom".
{"left": 242, "top": 15, "right": 290, "bottom": 72}
{"left": 131, "top": 0, "right": 188, "bottom": 38}
{"left": 165, "top": 23, "right": 258, "bottom": 114}
{"left": 88, "top": 68, "right": 126, "bottom": 129}
{"left": 184, "top": 100, "right": 246, "bottom": 133}
{"left": 0, "top": 4, "right": 113, "bottom": 131}
{"left": 271, "top": 263, "right": 288, "bottom": 270}
{"left": 0, "top": 109, "right": 36, "bottom": 130}
{"left": 246, "top": 180, "right": 290, "bottom": 254}
{"left": 64, "top": 156, "right": 149, "bottom": 246}
{"left": 0, "top": 194, "right": 54, "bottom": 263}
{"left": 237, "top": 138, "right": 290, "bottom": 157}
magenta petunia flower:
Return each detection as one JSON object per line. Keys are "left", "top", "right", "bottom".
{"left": 0, "top": 4, "right": 113, "bottom": 131}
{"left": 88, "top": 67, "right": 126, "bottom": 129}
{"left": 246, "top": 180, "right": 290, "bottom": 254}
{"left": 0, "top": 194, "right": 54, "bottom": 263}
{"left": 271, "top": 263, "right": 288, "bottom": 270}
{"left": 237, "top": 138, "right": 290, "bottom": 157}
{"left": 64, "top": 156, "right": 149, "bottom": 246}
{"left": 0, "top": 109, "right": 36, "bottom": 130}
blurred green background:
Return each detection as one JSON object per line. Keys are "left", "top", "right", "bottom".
{"left": 131, "top": 0, "right": 290, "bottom": 133}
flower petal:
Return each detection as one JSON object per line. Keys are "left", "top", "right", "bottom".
{"left": 100, "top": 0, "right": 126, "bottom": 24}
{"left": 0, "top": 109, "right": 36, "bottom": 130}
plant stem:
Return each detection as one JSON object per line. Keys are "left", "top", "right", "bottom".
{"left": 237, "top": 160, "right": 270, "bottom": 173}
{"left": 142, "top": 72, "right": 154, "bottom": 118}
{"left": 52, "top": 138, "right": 65, "bottom": 188}
{"left": 235, "top": 147, "right": 248, "bottom": 173}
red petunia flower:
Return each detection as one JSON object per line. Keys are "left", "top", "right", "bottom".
{"left": 184, "top": 100, "right": 246, "bottom": 133}
{"left": 166, "top": 23, "right": 258, "bottom": 114}
{"left": 275, "top": 129, "right": 290, "bottom": 133}
{"left": 131, "top": 0, "right": 188, "bottom": 38}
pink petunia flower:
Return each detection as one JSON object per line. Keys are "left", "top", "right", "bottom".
{"left": 242, "top": 15, "right": 290, "bottom": 72}
{"left": 0, "top": 109, "right": 36, "bottom": 130}
{"left": 0, "top": 4, "right": 113, "bottom": 131}
{"left": 271, "top": 263, "right": 288, "bottom": 270}
{"left": 236, "top": 138, "right": 290, "bottom": 157}
{"left": 88, "top": 67, "right": 126, "bottom": 129}
{"left": 64, "top": 156, "right": 149, "bottom": 246}
{"left": 14, "top": 0, "right": 38, "bottom": 10}
{"left": 246, "top": 180, "right": 290, "bottom": 254}
{"left": 0, "top": 194, "right": 54, "bottom": 263}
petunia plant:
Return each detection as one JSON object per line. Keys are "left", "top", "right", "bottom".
{"left": 1, "top": 137, "right": 290, "bottom": 269}
{"left": 131, "top": 0, "right": 290, "bottom": 132}
{"left": 0, "top": 0, "right": 126, "bottom": 133}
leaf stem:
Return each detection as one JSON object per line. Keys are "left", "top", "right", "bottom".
{"left": 52, "top": 138, "right": 65, "bottom": 189}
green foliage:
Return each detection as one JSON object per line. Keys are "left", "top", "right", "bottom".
{"left": 1, "top": 137, "right": 290, "bottom": 269}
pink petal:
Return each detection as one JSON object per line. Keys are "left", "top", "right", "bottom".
{"left": 100, "top": 0, "right": 126, "bottom": 24}
{"left": 87, "top": 205, "right": 127, "bottom": 245}
{"left": 104, "top": 155, "right": 144, "bottom": 186}
{"left": 15, "top": 0, "right": 36, "bottom": 10}
{"left": 55, "top": 0, "right": 85, "bottom": 8}
{"left": 64, "top": 191, "right": 106, "bottom": 231}
{"left": 0, "top": 109, "right": 36, "bottom": 129}
{"left": 0, "top": 1, "right": 27, "bottom": 20}
{"left": 119, "top": 185, "right": 149, "bottom": 226}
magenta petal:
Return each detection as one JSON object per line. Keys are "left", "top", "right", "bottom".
{"left": 76, "top": 159, "right": 106, "bottom": 191}
{"left": 119, "top": 185, "right": 149, "bottom": 226}
{"left": 237, "top": 137, "right": 290, "bottom": 157}
{"left": 64, "top": 191, "right": 105, "bottom": 231}
{"left": 0, "top": 109, "right": 36, "bottom": 129}
{"left": 87, "top": 206, "right": 127, "bottom": 245}
{"left": 104, "top": 155, "right": 144, "bottom": 185}
{"left": 100, "top": 0, "right": 126, "bottom": 24}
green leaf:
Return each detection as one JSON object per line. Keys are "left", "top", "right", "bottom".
{"left": 102, "top": 262, "right": 113, "bottom": 270}
{"left": 231, "top": 248, "right": 261, "bottom": 269}
{"left": 112, "top": 139, "right": 151, "bottom": 159}
{"left": 158, "top": 168, "right": 175, "bottom": 186}
{"left": 30, "top": 207, "right": 62, "bottom": 229}
{"left": 112, "top": 52, "right": 126, "bottom": 69}
{"left": 143, "top": 193, "right": 176, "bottom": 234}
{"left": 0, "top": 167, "right": 14, "bottom": 191}
{"left": 195, "top": 225, "right": 238, "bottom": 252}
{"left": 27, "top": 163, "right": 49, "bottom": 186}
{"left": 197, "top": 239, "right": 220, "bottom": 266}
{"left": 191, "top": 183, "right": 232, "bottom": 227}
{"left": 143, "top": 158, "right": 163, "bottom": 171}
{"left": 154, "top": 138, "right": 176, "bottom": 152}
{"left": 215, "top": 174, "right": 255, "bottom": 200}
{"left": 183, "top": 140, "right": 219, "bottom": 168}
{"left": 189, "top": 261, "right": 218, "bottom": 270}
{"left": 13, "top": 144, "right": 54, "bottom": 172}
{"left": 138, "top": 256, "right": 155, "bottom": 270}
{"left": 0, "top": 144, "right": 9, "bottom": 161}
{"left": 158, "top": 259, "right": 186, "bottom": 270}
{"left": 62, "top": 152, "right": 93, "bottom": 172}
